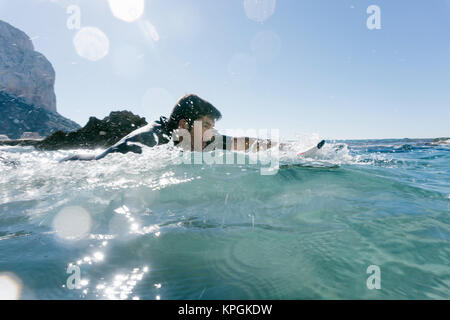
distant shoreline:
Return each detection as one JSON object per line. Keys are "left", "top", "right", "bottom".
{"left": 0, "top": 139, "right": 42, "bottom": 147}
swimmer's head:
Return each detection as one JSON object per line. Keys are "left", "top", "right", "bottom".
{"left": 167, "top": 94, "right": 222, "bottom": 132}
{"left": 168, "top": 94, "right": 222, "bottom": 150}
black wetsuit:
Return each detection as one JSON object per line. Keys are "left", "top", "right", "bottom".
{"left": 60, "top": 116, "right": 232, "bottom": 161}
{"left": 61, "top": 116, "right": 172, "bottom": 161}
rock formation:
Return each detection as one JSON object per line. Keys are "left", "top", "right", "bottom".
{"left": 0, "top": 20, "right": 57, "bottom": 112}
{"left": 0, "top": 21, "right": 149, "bottom": 149}
{"left": 35, "top": 110, "right": 148, "bottom": 150}
{"left": 0, "top": 91, "right": 80, "bottom": 139}
{"left": 0, "top": 20, "right": 81, "bottom": 139}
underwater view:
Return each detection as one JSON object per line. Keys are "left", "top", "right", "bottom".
{"left": 1, "top": 138, "right": 449, "bottom": 299}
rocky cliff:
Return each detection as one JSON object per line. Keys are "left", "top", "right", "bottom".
{"left": 0, "top": 20, "right": 81, "bottom": 139}
{"left": 0, "top": 91, "right": 80, "bottom": 139}
{"left": 0, "top": 20, "right": 57, "bottom": 113}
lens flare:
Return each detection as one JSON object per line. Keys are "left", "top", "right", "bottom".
{"left": 53, "top": 206, "right": 92, "bottom": 240}
{"left": 243, "top": 0, "right": 277, "bottom": 23}
{"left": 0, "top": 272, "right": 22, "bottom": 300}
{"left": 108, "top": 0, "right": 145, "bottom": 23}
{"left": 73, "top": 27, "right": 109, "bottom": 62}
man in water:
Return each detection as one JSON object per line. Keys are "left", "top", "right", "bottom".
{"left": 61, "top": 94, "right": 272, "bottom": 161}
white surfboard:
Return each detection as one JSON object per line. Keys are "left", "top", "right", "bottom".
{"left": 297, "top": 140, "right": 326, "bottom": 158}
{"left": 279, "top": 140, "right": 335, "bottom": 169}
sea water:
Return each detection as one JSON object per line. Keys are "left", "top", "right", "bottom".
{"left": 0, "top": 138, "right": 449, "bottom": 299}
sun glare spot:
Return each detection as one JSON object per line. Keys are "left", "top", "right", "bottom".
{"left": 93, "top": 252, "right": 105, "bottom": 262}
{"left": 243, "top": 0, "right": 277, "bottom": 23}
{"left": 108, "top": 0, "right": 145, "bottom": 23}
{"left": 73, "top": 27, "right": 109, "bottom": 62}
{"left": 97, "top": 267, "right": 148, "bottom": 300}
{"left": 0, "top": 273, "right": 22, "bottom": 300}
{"left": 53, "top": 206, "right": 92, "bottom": 240}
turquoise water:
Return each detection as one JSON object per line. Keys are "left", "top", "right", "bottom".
{"left": 0, "top": 138, "right": 449, "bottom": 299}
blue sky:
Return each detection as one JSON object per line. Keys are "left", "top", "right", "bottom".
{"left": 1, "top": 0, "right": 449, "bottom": 139}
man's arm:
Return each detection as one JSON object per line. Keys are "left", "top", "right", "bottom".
{"left": 94, "top": 142, "right": 143, "bottom": 160}
{"left": 231, "top": 137, "right": 272, "bottom": 152}
{"left": 212, "top": 134, "right": 283, "bottom": 152}
{"left": 60, "top": 126, "right": 157, "bottom": 162}
{"left": 59, "top": 141, "right": 143, "bottom": 162}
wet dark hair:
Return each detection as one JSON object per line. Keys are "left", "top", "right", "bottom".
{"left": 167, "top": 94, "right": 222, "bottom": 132}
